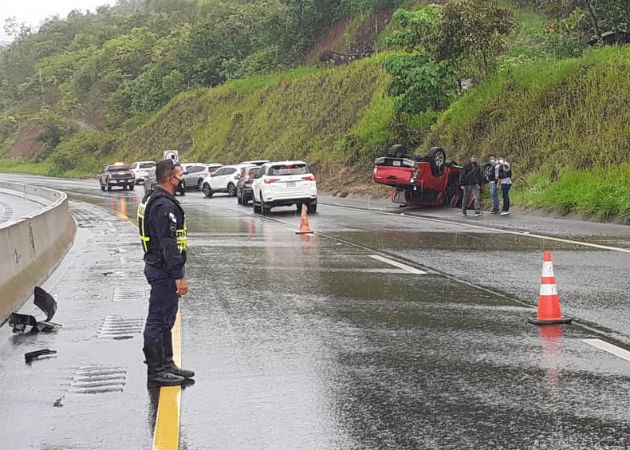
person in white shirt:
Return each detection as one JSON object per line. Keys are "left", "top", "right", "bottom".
{"left": 495, "top": 155, "right": 512, "bottom": 215}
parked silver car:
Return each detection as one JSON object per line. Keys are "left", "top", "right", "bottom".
{"left": 181, "top": 163, "right": 223, "bottom": 191}
{"left": 143, "top": 167, "right": 185, "bottom": 196}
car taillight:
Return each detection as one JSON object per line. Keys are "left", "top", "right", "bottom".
{"left": 302, "top": 175, "right": 315, "bottom": 181}
{"left": 130, "top": 172, "right": 135, "bottom": 177}
{"left": 107, "top": 173, "right": 112, "bottom": 179}
{"left": 264, "top": 178, "right": 280, "bottom": 184}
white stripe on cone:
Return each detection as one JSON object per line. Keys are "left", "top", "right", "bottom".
{"left": 539, "top": 284, "right": 558, "bottom": 296}
{"left": 542, "top": 261, "right": 554, "bottom": 277}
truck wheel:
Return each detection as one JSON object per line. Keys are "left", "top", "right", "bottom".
{"left": 129, "top": 183, "right": 135, "bottom": 191}
{"left": 107, "top": 184, "right": 112, "bottom": 191}
{"left": 428, "top": 147, "right": 446, "bottom": 177}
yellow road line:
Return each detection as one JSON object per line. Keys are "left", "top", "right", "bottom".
{"left": 152, "top": 312, "right": 182, "bottom": 450}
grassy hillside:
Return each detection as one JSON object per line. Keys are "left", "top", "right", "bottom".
{"left": 423, "top": 46, "right": 630, "bottom": 221}
{"left": 119, "top": 59, "right": 391, "bottom": 166}
{"left": 112, "top": 56, "right": 409, "bottom": 195}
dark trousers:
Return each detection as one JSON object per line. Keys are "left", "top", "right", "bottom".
{"left": 501, "top": 183, "right": 512, "bottom": 212}
{"left": 143, "top": 264, "right": 179, "bottom": 344}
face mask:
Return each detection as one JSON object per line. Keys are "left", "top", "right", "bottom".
{"left": 498, "top": 159, "right": 504, "bottom": 164}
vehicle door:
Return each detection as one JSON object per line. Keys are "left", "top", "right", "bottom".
{"left": 182, "top": 165, "right": 202, "bottom": 185}
{"left": 210, "top": 167, "right": 236, "bottom": 190}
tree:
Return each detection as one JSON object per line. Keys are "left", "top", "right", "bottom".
{"left": 383, "top": 54, "right": 455, "bottom": 114}
{"left": 383, "top": 5, "right": 456, "bottom": 115}
{"left": 435, "top": 0, "right": 516, "bottom": 78}
{"left": 384, "top": 5, "right": 441, "bottom": 53}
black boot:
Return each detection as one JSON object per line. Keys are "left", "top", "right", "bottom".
{"left": 162, "top": 330, "right": 195, "bottom": 379}
{"left": 143, "top": 340, "right": 186, "bottom": 387}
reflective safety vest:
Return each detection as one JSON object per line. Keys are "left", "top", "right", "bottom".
{"left": 137, "top": 190, "right": 188, "bottom": 253}
{"left": 176, "top": 223, "right": 188, "bottom": 253}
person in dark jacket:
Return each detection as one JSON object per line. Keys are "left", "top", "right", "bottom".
{"left": 137, "top": 159, "right": 194, "bottom": 386}
{"left": 459, "top": 155, "right": 484, "bottom": 216}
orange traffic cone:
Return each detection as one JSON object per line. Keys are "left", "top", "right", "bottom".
{"left": 296, "top": 204, "right": 313, "bottom": 234}
{"left": 528, "top": 251, "right": 572, "bottom": 325}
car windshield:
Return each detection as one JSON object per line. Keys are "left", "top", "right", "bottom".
{"left": 139, "top": 162, "right": 154, "bottom": 169}
{"left": 108, "top": 165, "right": 129, "bottom": 172}
{"left": 269, "top": 164, "right": 308, "bottom": 176}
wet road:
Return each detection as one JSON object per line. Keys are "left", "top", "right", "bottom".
{"left": 0, "top": 188, "right": 48, "bottom": 223}
{"left": 0, "top": 174, "right": 629, "bottom": 450}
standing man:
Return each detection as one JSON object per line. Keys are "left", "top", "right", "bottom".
{"left": 495, "top": 155, "right": 513, "bottom": 215}
{"left": 137, "top": 159, "right": 195, "bottom": 386}
{"left": 459, "top": 154, "right": 484, "bottom": 216}
{"left": 487, "top": 155, "right": 500, "bottom": 214}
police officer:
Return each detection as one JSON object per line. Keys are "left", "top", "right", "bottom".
{"left": 137, "top": 159, "right": 194, "bottom": 386}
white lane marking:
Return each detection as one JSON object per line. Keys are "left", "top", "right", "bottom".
{"left": 320, "top": 203, "right": 630, "bottom": 254}
{"left": 369, "top": 255, "right": 426, "bottom": 274}
{"left": 582, "top": 339, "right": 630, "bottom": 361}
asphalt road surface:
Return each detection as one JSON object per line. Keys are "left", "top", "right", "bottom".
{"left": 0, "top": 173, "right": 628, "bottom": 450}
{"left": 0, "top": 187, "right": 48, "bottom": 224}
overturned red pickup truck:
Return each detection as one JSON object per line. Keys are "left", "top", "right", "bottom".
{"left": 373, "top": 145, "right": 481, "bottom": 208}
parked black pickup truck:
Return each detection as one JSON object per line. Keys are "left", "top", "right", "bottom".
{"left": 99, "top": 163, "right": 136, "bottom": 191}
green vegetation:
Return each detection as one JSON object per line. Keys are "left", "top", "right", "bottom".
{"left": 117, "top": 56, "right": 392, "bottom": 167}
{"left": 514, "top": 164, "right": 630, "bottom": 221}
{"left": 0, "top": 158, "right": 51, "bottom": 175}
{"left": 425, "top": 46, "right": 629, "bottom": 176}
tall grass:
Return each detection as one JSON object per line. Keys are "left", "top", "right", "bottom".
{"left": 514, "top": 164, "right": 630, "bottom": 222}
{"left": 0, "top": 159, "right": 52, "bottom": 175}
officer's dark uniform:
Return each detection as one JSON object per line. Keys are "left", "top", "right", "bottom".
{"left": 138, "top": 185, "right": 192, "bottom": 385}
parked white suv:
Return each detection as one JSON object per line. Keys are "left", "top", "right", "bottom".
{"left": 201, "top": 165, "right": 241, "bottom": 197}
{"left": 252, "top": 161, "right": 317, "bottom": 215}
{"left": 130, "top": 161, "right": 156, "bottom": 185}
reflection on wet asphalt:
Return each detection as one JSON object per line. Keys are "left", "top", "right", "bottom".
{"left": 178, "top": 201, "right": 629, "bottom": 450}
{"left": 0, "top": 175, "right": 628, "bottom": 449}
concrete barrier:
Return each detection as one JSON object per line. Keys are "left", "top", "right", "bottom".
{"left": 0, "top": 181, "right": 76, "bottom": 324}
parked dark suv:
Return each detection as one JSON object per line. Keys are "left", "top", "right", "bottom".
{"left": 236, "top": 166, "right": 261, "bottom": 206}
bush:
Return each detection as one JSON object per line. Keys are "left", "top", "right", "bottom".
{"left": 544, "top": 33, "right": 585, "bottom": 59}
{"left": 49, "top": 130, "right": 116, "bottom": 176}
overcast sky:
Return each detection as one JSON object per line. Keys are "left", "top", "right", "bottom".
{"left": 1, "top": 0, "right": 117, "bottom": 42}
